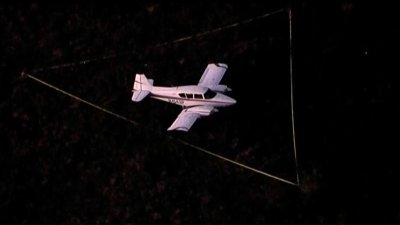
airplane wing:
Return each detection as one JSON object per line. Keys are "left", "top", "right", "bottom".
{"left": 167, "top": 106, "right": 214, "bottom": 131}
{"left": 198, "top": 63, "right": 228, "bottom": 88}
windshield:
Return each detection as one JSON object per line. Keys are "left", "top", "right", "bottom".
{"left": 204, "top": 89, "right": 217, "bottom": 99}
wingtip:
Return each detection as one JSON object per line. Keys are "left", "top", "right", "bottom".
{"left": 215, "top": 63, "right": 228, "bottom": 69}
{"left": 167, "top": 126, "right": 190, "bottom": 132}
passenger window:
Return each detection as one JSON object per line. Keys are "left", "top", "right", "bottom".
{"left": 194, "top": 94, "right": 203, "bottom": 99}
{"left": 179, "top": 93, "right": 186, "bottom": 98}
{"left": 186, "top": 94, "right": 193, "bottom": 98}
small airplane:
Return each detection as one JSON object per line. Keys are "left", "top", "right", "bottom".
{"left": 131, "top": 63, "right": 236, "bottom": 131}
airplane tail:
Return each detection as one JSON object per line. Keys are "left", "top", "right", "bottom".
{"left": 131, "top": 74, "right": 153, "bottom": 102}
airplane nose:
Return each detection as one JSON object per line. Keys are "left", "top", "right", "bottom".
{"left": 216, "top": 93, "right": 236, "bottom": 106}
{"left": 227, "top": 96, "right": 236, "bottom": 105}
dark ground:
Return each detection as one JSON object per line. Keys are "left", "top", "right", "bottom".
{"left": 1, "top": 2, "right": 399, "bottom": 225}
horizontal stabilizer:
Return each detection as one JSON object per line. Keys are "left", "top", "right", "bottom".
{"left": 131, "top": 90, "right": 150, "bottom": 102}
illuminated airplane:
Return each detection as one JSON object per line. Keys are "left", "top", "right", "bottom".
{"left": 131, "top": 63, "right": 236, "bottom": 131}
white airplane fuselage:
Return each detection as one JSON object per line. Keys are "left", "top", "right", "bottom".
{"left": 131, "top": 63, "right": 235, "bottom": 131}
{"left": 150, "top": 85, "right": 236, "bottom": 108}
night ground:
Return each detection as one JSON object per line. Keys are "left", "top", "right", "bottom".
{"left": 1, "top": 2, "right": 398, "bottom": 225}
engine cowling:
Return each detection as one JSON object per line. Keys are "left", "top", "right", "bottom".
{"left": 208, "top": 84, "right": 232, "bottom": 93}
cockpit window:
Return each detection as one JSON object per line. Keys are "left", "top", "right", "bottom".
{"left": 194, "top": 94, "right": 203, "bottom": 99}
{"left": 179, "top": 93, "right": 186, "bottom": 98}
{"left": 204, "top": 89, "right": 217, "bottom": 99}
{"left": 186, "top": 94, "right": 194, "bottom": 99}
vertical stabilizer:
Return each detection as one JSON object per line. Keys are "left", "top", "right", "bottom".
{"left": 131, "top": 74, "right": 153, "bottom": 102}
